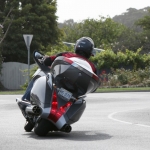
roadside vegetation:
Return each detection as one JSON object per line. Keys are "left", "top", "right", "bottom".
{"left": 0, "top": 2, "right": 150, "bottom": 92}
{"left": 96, "top": 87, "right": 150, "bottom": 93}
{"left": 98, "top": 66, "right": 150, "bottom": 88}
{"left": 92, "top": 49, "right": 150, "bottom": 89}
{"left": 0, "top": 90, "right": 25, "bottom": 95}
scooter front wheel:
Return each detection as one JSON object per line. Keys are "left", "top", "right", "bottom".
{"left": 24, "top": 121, "right": 34, "bottom": 132}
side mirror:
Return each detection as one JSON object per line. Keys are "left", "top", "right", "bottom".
{"left": 35, "top": 52, "right": 43, "bottom": 59}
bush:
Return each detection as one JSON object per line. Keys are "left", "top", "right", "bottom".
{"left": 100, "top": 67, "right": 150, "bottom": 87}
{"left": 91, "top": 48, "right": 150, "bottom": 70}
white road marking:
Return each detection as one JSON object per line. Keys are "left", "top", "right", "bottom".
{"left": 108, "top": 112, "right": 150, "bottom": 128}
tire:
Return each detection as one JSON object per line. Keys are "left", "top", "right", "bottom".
{"left": 24, "top": 121, "right": 34, "bottom": 132}
{"left": 34, "top": 119, "right": 52, "bottom": 136}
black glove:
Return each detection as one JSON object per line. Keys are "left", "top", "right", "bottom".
{"left": 43, "top": 56, "right": 53, "bottom": 66}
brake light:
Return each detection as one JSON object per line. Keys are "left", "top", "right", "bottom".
{"left": 48, "top": 90, "right": 72, "bottom": 123}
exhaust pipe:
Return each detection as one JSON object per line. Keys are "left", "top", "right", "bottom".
{"left": 16, "top": 98, "right": 31, "bottom": 111}
{"left": 25, "top": 105, "right": 42, "bottom": 116}
{"left": 61, "top": 124, "right": 72, "bottom": 133}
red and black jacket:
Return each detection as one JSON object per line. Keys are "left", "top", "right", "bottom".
{"left": 44, "top": 52, "right": 97, "bottom": 75}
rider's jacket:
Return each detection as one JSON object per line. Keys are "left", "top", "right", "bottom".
{"left": 44, "top": 52, "right": 97, "bottom": 75}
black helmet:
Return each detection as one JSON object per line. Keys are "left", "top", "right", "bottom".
{"left": 75, "top": 37, "right": 95, "bottom": 59}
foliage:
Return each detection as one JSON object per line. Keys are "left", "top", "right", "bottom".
{"left": 45, "top": 42, "right": 74, "bottom": 56}
{"left": 0, "top": 1, "right": 14, "bottom": 45}
{"left": 100, "top": 67, "right": 150, "bottom": 87}
{"left": 0, "top": 1, "right": 14, "bottom": 83}
{"left": 135, "top": 9, "right": 150, "bottom": 53}
{"left": 112, "top": 7, "right": 150, "bottom": 32}
{"left": 91, "top": 48, "right": 150, "bottom": 70}
{"left": 62, "top": 17, "right": 124, "bottom": 49}
{"left": 136, "top": 8, "right": 150, "bottom": 31}
{"left": 112, "top": 7, "right": 150, "bottom": 54}
{"left": 1, "top": 0, "right": 62, "bottom": 63}
{"left": 61, "top": 7, "right": 150, "bottom": 54}
{"left": 112, "top": 27, "right": 143, "bottom": 52}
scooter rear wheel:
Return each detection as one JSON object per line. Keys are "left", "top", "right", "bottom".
{"left": 34, "top": 118, "right": 52, "bottom": 136}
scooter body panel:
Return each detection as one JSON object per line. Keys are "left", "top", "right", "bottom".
{"left": 16, "top": 51, "right": 99, "bottom": 135}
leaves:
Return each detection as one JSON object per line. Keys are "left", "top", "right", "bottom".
{"left": 136, "top": 9, "right": 150, "bottom": 31}
{"left": 62, "top": 17, "right": 124, "bottom": 49}
{"left": 91, "top": 48, "right": 150, "bottom": 70}
{"left": 1, "top": 0, "right": 62, "bottom": 63}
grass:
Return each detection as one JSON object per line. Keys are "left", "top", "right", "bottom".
{"left": 0, "top": 90, "right": 25, "bottom": 95}
{"left": 0, "top": 87, "right": 149, "bottom": 95}
{"left": 96, "top": 87, "right": 150, "bottom": 92}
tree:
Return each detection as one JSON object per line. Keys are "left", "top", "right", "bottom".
{"left": 136, "top": 8, "right": 150, "bottom": 53}
{"left": 0, "top": 7, "right": 13, "bottom": 45}
{"left": 1, "top": 0, "right": 62, "bottom": 63}
{"left": 0, "top": 1, "right": 15, "bottom": 89}
{"left": 112, "top": 27, "right": 143, "bottom": 53}
{"left": 0, "top": 1, "right": 14, "bottom": 64}
{"left": 62, "top": 17, "right": 124, "bottom": 49}
{"left": 113, "top": 7, "right": 150, "bottom": 32}
{"left": 58, "top": 19, "right": 76, "bottom": 29}
{"left": 136, "top": 9, "right": 150, "bottom": 30}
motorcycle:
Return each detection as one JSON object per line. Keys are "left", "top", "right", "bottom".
{"left": 16, "top": 50, "right": 100, "bottom": 136}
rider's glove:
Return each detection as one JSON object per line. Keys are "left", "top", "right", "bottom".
{"left": 43, "top": 56, "right": 53, "bottom": 66}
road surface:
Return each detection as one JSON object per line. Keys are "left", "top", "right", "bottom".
{"left": 0, "top": 92, "right": 150, "bottom": 150}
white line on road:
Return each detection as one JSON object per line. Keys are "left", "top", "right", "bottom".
{"left": 108, "top": 112, "right": 150, "bottom": 128}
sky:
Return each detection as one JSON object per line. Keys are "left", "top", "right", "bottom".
{"left": 56, "top": 0, "right": 150, "bottom": 23}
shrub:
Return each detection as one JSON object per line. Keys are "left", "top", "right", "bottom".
{"left": 100, "top": 67, "right": 150, "bottom": 87}
{"left": 91, "top": 48, "right": 150, "bottom": 70}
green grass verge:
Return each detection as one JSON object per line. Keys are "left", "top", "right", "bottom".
{"left": 0, "top": 90, "right": 25, "bottom": 95}
{"left": 96, "top": 87, "right": 150, "bottom": 92}
{"left": 0, "top": 87, "right": 149, "bottom": 95}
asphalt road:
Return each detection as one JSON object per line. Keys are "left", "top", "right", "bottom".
{"left": 0, "top": 92, "right": 150, "bottom": 150}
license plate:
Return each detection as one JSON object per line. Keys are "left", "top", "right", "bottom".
{"left": 58, "top": 88, "right": 72, "bottom": 101}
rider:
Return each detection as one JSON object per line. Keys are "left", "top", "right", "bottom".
{"left": 22, "top": 37, "right": 98, "bottom": 102}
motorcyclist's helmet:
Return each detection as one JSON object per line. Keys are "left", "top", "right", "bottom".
{"left": 75, "top": 37, "right": 95, "bottom": 59}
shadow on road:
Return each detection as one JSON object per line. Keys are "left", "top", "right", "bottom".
{"left": 23, "top": 130, "right": 112, "bottom": 141}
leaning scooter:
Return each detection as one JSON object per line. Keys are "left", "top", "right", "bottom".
{"left": 16, "top": 50, "right": 100, "bottom": 136}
